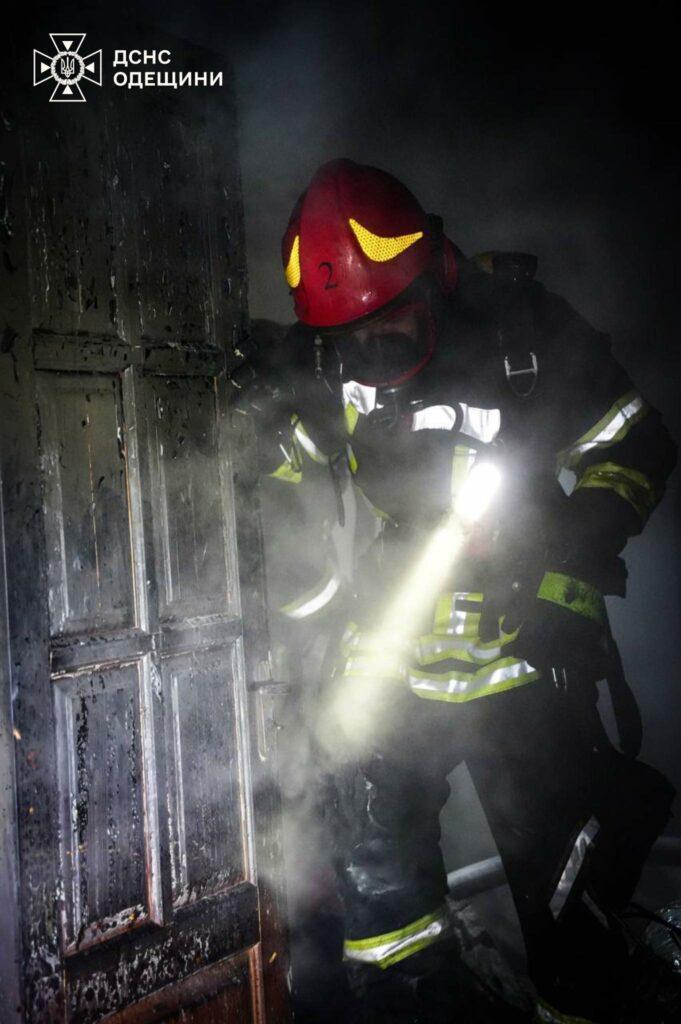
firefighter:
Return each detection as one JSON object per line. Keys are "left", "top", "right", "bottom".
{"left": 246, "top": 159, "right": 677, "bottom": 1023}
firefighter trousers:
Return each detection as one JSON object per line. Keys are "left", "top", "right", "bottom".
{"left": 338, "top": 675, "right": 673, "bottom": 1022}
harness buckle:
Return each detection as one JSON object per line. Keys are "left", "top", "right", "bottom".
{"left": 504, "top": 350, "right": 538, "bottom": 397}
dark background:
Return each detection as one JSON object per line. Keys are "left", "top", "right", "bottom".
{"left": 18, "top": 0, "right": 681, "bottom": 829}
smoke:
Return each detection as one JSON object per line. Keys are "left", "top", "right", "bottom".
{"left": 155, "top": 0, "right": 681, "bottom": 1007}
{"left": 230, "top": 1, "right": 681, "bottom": 743}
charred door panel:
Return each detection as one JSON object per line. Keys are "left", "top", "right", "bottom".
{"left": 163, "top": 646, "right": 246, "bottom": 908}
{"left": 38, "top": 373, "right": 135, "bottom": 636}
{"left": 145, "top": 376, "right": 236, "bottom": 620}
{"left": 35, "top": 358, "right": 262, "bottom": 1019}
{"left": 1, "top": 25, "right": 289, "bottom": 1023}
{"left": 128, "top": 117, "right": 222, "bottom": 348}
{"left": 53, "top": 660, "right": 162, "bottom": 953}
{"left": 63, "top": 882, "right": 260, "bottom": 1023}
{"left": 28, "top": 123, "right": 122, "bottom": 338}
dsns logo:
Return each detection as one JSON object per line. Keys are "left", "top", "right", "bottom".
{"left": 33, "top": 34, "right": 102, "bottom": 102}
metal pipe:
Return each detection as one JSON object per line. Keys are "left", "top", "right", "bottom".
{"left": 447, "top": 856, "right": 505, "bottom": 899}
{"left": 447, "top": 836, "right": 681, "bottom": 900}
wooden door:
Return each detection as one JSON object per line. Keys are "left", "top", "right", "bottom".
{"left": 0, "top": 26, "right": 289, "bottom": 1024}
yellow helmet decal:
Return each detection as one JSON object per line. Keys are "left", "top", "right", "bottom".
{"left": 284, "top": 234, "right": 301, "bottom": 288}
{"left": 349, "top": 218, "right": 423, "bottom": 262}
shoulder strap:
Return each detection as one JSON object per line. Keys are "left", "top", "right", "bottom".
{"left": 471, "top": 251, "right": 541, "bottom": 398}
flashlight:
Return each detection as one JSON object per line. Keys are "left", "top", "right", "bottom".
{"left": 318, "top": 458, "right": 503, "bottom": 753}
{"left": 454, "top": 460, "right": 502, "bottom": 525}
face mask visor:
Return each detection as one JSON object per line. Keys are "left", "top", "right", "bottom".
{"left": 329, "top": 299, "right": 436, "bottom": 386}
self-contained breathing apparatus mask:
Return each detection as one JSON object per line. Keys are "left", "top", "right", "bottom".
{"left": 322, "top": 277, "right": 444, "bottom": 389}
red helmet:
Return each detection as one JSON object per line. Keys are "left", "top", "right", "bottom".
{"left": 282, "top": 159, "right": 458, "bottom": 329}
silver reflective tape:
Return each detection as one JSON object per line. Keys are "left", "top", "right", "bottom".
{"left": 411, "top": 404, "right": 458, "bottom": 431}
{"left": 439, "top": 591, "right": 482, "bottom": 636}
{"left": 459, "top": 403, "right": 501, "bottom": 443}
{"left": 409, "top": 403, "right": 501, "bottom": 443}
{"left": 417, "top": 636, "right": 503, "bottom": 662}
{"left": 281, "top": 572, "right": 341, "bottom": 619}
{"left": 409, "top": 658, "right": 538, "bottom": 699}
{"left": 549, "top": 816, "right": 600, "bottom": 919}
{"left": 344, "top": 908, "right": 450, "bottom": 968}
{"left": 293, "top": 422, "right": 328, "bottom": 465}
{"left": 565, "top": 393, "right": 646, "bottom": 462}
{"left": 342, "top": 380, "right": 378, "bottom": 415}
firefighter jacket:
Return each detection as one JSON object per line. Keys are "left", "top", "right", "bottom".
{"left": 254, "top": 262, "right": 677, "bottom": 703}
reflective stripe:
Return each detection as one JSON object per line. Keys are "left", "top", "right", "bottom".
{"left": 344, "top": 905, "right": 450, "bottom": 970}
{"left": 408, "top": 656, "right": 539, "bottom": 702}
{"left": 537, "top": 572, "right": 605, "bottom": 624}
{"left": 345, "top": 402, "right": 360, "bottom": 436}
{"left": 342, "top": 584, "right": 540, "bottom": 702}
{"left": 292, "top": 416, "right": 329, "bottom": 465}
{"left": 269, "top": 459, "right": 302, "bottom": 484}
{"left": 346, "top": 442, "right": 358, "bottom": 474}
{"left": 342, "top": 385, "right": 500, "bottom": 444}
{"left": 549, "top": 816, "right": 600, "bottom": 919}
{"left": 416, "top": 630, "right": 518, "bottom": 664}
{"left": 344, "top": 645, "right": 538, "bottom": 703}
{"left": 558, "top": 391, "right": 648, "bottom": 469}
{"left": 536, "top": 998, "right": 597, "bottom": 1024}
{"left": 342, "top": 380, "right": 378, "bottom": 415}
{"left": 341, "top": 594, "right": 537, "bottom": 702}
{"left": 460, "top": 403, "right": 501, "bottom": 443}
{"left": 433, "top": 591, "right": 483, "bottom": 637}
{"left": 269, "top": 434, "right": 303, "bottom": 484}
{"left": 575, "top": 460, "right": 657, "bottom": 521}
{"left": 411, "top": 404, "right": 458, "bottom": 431}
{"left": 410, "top": 403, "right": 500, "bottom": 443}
{"left": 279, "top": 569, "right": 341, "bottom": 619}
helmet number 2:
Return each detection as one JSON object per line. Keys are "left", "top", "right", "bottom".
{"left": 318, "top": 262, "right": 338, "bottom": 290}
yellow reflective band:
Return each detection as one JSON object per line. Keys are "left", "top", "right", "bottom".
{"left": 284, "top": 234, "right": 301, "bottom": 289}
{"left": 558, "top": 391, "right": 648, "bottom": 470}
{"left": 345, "top": 402, "right": 359, "bottom": 436}
{"left": 344, "top": 905, "right": 450, "bottom": 970}
{"left": 416, "top": 627, "right": 519, "bottom": 666}
{"left": 349, "top": 218, "right": 423, "bottom": 263}
{"left": 346, "top": 443, "right": 358, "bottom": 474}
{"left": 268, "top": 428, "right": 303, "bottom": 483}
{"left": 433, "top": 591, "right": 483, "bottom": 638}
{"left": 535, "top": 997, "right": 598, "bottom": 1024}
{"left": 408, "top": 656, "right": 539, "bottom": 703}
{"left": 292, "top": 415, "right": 329, "bottom": 465}
{"left": 537, "top": 572, "right": 605, "bottom": 624}
{"left": 575, "top": 461, "right": 658, "bottom": 522}
{"left": 341, "top": 595, "right": 537, "bottom": 703}
{"left": 269, "top": 460, "right": 302, "bottom": 484}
